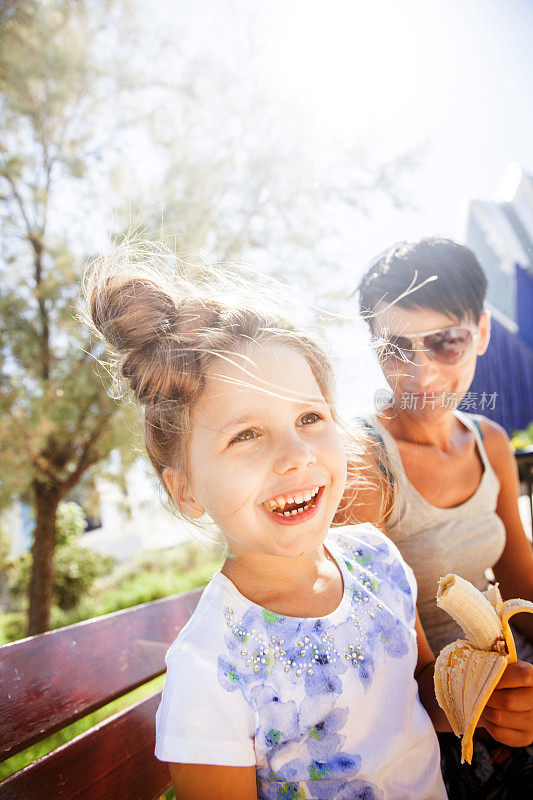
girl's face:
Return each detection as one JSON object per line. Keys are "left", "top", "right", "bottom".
{"left": 373, "top": 304, "right": 490, "bottom": 420}
{"left": 171, "top": 342, "right": 347, "bottom": 559}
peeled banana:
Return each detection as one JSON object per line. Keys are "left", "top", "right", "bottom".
{"left": 433, "top": 573, "right": 533, "bottom": 763}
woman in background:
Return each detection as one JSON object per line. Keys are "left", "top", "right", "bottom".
{"left": 349, "top": 237, "right": 533, "bottom": 799}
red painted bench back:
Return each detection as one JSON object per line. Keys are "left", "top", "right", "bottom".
{"left": 0, "top": 588, "right": 202, "bottom": 800}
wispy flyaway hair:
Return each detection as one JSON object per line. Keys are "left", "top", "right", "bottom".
{"left": 82, "top": 238, "right": 393, "bottom": 532}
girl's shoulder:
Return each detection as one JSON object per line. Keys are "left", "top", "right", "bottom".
{"left": 165, "top": 571, "right": 245, "bottom": 664}
{"left": 330, "top": 522, "right": 398, "bottom": 559}
{"left": 155, "top": 573, "right": 257, "bottom": 766}
{"left": 330, "top": 524, "right": 417, "bottom": 606}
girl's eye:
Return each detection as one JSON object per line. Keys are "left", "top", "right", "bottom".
{"left": 230, "top": 429, "right": 258, "bottom": 444}
{"left": 299, "top": 412, "right": 323, "bottom": 426}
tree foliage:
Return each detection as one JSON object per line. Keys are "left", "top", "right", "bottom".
{"left": 0, "top": 0, "right": 415, "bottom": 635}
{"left": 8, "top": 501, "right": 115, "bottom": 612}
{"left": 111, "top": 9, "right": 417, "bottom": 294}
{"left": 0, "top": 0, "right": 139, "bottom": 633}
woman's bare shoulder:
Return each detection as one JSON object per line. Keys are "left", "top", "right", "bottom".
{"left": 472, "top": 414, "right": 514, "bottom": 478}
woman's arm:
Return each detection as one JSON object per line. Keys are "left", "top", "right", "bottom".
{"left": 481, "top": 418, "right": 533, "bottom": 641}
{"left": 169, "top": 763, "right": 257, "bottom": 800}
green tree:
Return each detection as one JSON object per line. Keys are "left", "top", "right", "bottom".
{"left": 0, "top": 0, "right": 415, "bottom": 637}
{"left": 0, "top": 0, "right": 138, "bottom": 634}
{"left": 8, "top": 501, "right": 114, "bottom": 614}
{"left": 112, "top": 14, "right": 417, "bottom": 298}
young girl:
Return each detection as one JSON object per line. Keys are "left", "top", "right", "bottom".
{"left": 85, "top": 246, "right": 448, "bottom": 800}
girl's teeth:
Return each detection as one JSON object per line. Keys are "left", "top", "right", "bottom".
{"left": 267, "top": 486, "right": 321, "bottom": 514}
{"left": 279, "top": 503, "right": 312, "bottom": 517}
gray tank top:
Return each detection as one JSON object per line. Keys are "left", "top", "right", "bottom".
{"left": 362, "top": 411, "right": 506, "bottom": 655}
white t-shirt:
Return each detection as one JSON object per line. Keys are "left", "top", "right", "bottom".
{"left": 155, "top": 524, "right": 447, "bottom": 800}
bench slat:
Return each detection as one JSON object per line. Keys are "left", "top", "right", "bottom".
{"left": 0, "top": 692, "right": 171, "bottom": 800}
{"left": 0, "top": 588, "right": 202, "bottom": 760}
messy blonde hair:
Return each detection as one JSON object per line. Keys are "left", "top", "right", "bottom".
{"left": 83, "top": 240, "right": 393, "bottom": 532}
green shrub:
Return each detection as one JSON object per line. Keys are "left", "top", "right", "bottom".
{"left": 8, "top": 543, "right": 114, "bottom": 611}
{"left": 0, "top": 611, "right": 26, "bottom": 644}
{"left": 0, "top": 525, "right": 11, "bottom": 572}
{"left": 7, "top": 551, "right": 32, "bottom": 602}
{"left": 55, "top": 544, "right": 224, "bottom": 624}
{"left": 55, "top": 501, "right": 88, "bottom": 545}
{"left": 511, "top": 422, "right": 533, "bottom": 451}
{"left": 53, "top": 544, "right": 115, "bottom": 609}
{"left": 3, "top": 540, "right": 223, "bottom": 641}
{"left": 8, "top": 501, "right": 115, "bottom": 612}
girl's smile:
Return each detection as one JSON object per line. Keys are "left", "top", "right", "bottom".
{"left": 262, "top": 485, "right": 324, "bottom": 524}
{"left": 177, "top": 342, "right": 347, "bottom": 559}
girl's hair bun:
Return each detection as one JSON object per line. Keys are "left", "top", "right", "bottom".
{"left": 90, "top": 275, "right": 177, "bottom": 355}
{"left": 86, "top": 254, "right": 243, "bottom": 407}
{"left": 88, "top": 267, "right": 194, "bottom": 405}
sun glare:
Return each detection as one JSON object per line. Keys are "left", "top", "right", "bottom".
{"left": 262, "top": 0, "right": 446, "bottom": 152}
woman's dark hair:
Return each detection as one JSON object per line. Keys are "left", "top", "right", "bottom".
{"left": 357, "top": 237, "right": 488, "bottom": 328}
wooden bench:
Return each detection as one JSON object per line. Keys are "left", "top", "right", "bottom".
{"left": 0, "top": 588, "right": 203, "bottom": 800}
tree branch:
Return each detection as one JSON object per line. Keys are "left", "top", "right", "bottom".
{"left": 0, "top": 164, "right": 36, "bottom": 235}
{"left": 60, "top": 414, "right": 112, "bottom": 493}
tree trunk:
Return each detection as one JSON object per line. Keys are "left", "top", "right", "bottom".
{"left": 28, "top": 483, "right": 61, "bottom": 635}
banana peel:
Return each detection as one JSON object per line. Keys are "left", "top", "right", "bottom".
{"left": 433, "top": 573, "right": 533, "bottom": 763}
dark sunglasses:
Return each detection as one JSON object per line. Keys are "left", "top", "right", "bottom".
{"left": 373, "top": 325, "right": 479, "bottom": 367}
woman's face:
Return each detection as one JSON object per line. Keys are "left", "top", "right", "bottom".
{"left": 372, "top": 304, "right": 491, "bottom": 421}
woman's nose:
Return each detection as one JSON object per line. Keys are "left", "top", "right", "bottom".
{"left": 407, "top": 346, "right": 437, "bottom": 373}
{"left": 405, "top": 347, "right": 440, "bottom": 382}
{"left": 273, "top": 435, "right": 317, "bottom": 475}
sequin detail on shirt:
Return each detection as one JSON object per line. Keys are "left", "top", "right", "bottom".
{"left": 216, "top": 531, "right": 415, "bottom": 799}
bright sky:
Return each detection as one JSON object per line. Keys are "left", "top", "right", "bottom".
{"left": 259, "top": 0, "right": 533, "bottom": 270}
{"left": 255, "top": 0, "right": 533, "bottom": 409}
{"left": 159, "top": 0, "right": 533, "bottom": 273}
{"left": 141, "top": 0, "right": 533, "bottom": 412}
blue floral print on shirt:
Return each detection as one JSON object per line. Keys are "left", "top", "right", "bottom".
{"left": 216, "top": 530, "right": 413, "bottom": 799}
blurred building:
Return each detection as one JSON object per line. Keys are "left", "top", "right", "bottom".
{"left": 3, "top": 460, "right": 192, "bottom": 562}
{"left": 459, "top": 163, "right": 533, "bottom": 432}
{"left": 81, "top": 460, "right": 193, "bottom": 561}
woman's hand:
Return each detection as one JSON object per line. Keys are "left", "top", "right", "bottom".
{"left": 480, "top": 660, "right": 533, "bottom": 747}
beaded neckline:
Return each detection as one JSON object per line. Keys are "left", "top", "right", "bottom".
{"left": 215, "top": 533, "right": 391, "bottom": 682}
{"left": 212, "top": 538, "right": 350, "bottom": 624}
